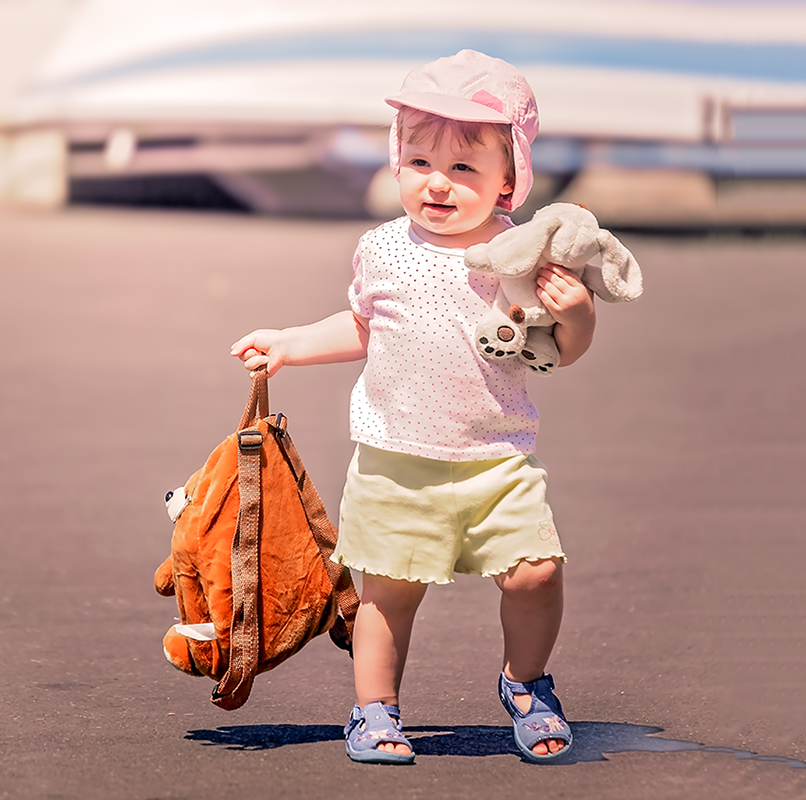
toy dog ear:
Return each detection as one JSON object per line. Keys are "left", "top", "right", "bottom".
{"left": 587, "top": 229, "right": 643, "bottom": 302}
{"left": 465, "top": 212, "right": 563, "bottom": 278}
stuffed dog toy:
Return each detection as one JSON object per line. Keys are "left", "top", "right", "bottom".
{"left": 464, "top": 202, "right": 642, "bottom": 375}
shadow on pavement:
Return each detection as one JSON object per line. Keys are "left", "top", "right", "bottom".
{"left": 186, "top": 721, "right": 806, "bottom": 769}
{"left": 186, "top": 724, "right": 344, "bottom": 750}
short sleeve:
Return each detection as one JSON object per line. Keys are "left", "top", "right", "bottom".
{"left": 348, "top": 241, "right": 372, "bottom": 318}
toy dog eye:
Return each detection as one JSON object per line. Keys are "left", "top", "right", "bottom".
{"left": 165, "top": 491, "right": 174, "bottom": 503}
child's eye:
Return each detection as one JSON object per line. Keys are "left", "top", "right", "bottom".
{"left": 454, "top": 163, "right": 474, "bottom": 172}
{"left": 411, "top": 158, "right": 429, "bottom": 168}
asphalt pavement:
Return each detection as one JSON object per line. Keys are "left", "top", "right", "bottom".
{"left": 1, "top": 207, "right": 805, "bottom": 799}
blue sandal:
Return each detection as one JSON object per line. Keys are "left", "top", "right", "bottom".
{"left": 498, "top": 672, "right": 573, "bottom": 761}
{"left": 344, "top": 702, "right": 416, "bottom": 764}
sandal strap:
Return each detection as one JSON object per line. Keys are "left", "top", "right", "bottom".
{"left": 501, "top": 673, "right": 555, "bottom": 697}
{"left": 499, "top": 672, "right": 562, "bottom": 717}
{"left": 499, "top": 671, "right": 570, "bottom": 732}
{"left": 344, "top": 702, "right": 406, "bottom": 740}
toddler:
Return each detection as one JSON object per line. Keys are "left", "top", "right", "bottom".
{"left": 231, "top": 50, "right": 596, "bottom": 764}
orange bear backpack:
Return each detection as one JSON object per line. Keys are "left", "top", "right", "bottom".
{"left": 154, "top": 367, "right": 358, "bottom": 710}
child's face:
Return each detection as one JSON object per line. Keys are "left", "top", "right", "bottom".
{"left": 398, "top": 119, "right": 513, "bottom": 247}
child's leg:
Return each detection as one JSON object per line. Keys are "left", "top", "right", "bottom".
{"left": 352, "top": 572, "right": 427, "bottom": 755}
{"left": 495, "top": 557, "right": 565, "bottom": 755}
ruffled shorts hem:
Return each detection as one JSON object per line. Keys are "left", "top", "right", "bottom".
{"left": 331, "top": 551, "right": 566, "bottom": 585}
{"left": 330, "top": 553, "right": 456, "bottom": 585}
{"left": 473, "top": 551, "right": 568, "bottom": 579}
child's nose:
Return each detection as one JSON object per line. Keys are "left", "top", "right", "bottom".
{"left": 427, "top": 171, "right": 450, "bottom": 192}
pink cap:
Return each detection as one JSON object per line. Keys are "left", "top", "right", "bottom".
{"left": 386, "top": 50, "right": 539, "bottom": 211}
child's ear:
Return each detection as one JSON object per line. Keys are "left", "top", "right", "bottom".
{"left": 499, "top": 182, "right": 514, "bottom": 204}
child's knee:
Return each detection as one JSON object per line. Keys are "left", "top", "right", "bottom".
{"left": 495, "top": 558, "right": 563, "bottom": 599}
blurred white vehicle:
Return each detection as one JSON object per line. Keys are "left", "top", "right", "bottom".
{"left": 2, "top": 0, "right": 806, "bottom": 227}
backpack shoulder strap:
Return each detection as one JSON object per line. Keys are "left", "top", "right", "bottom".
{"left": 212, "top": 371, "right": 267, "bottom": 710}
{"left": 277, "top": 431, "right": 360, "bottom": 651}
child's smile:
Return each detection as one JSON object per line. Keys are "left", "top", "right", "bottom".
{"left": 422, "top": 201, "right": 456, "bottom": 216}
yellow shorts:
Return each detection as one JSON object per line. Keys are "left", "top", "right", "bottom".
{"left": 333, "top": 444, "right": 566, "bottom": 584}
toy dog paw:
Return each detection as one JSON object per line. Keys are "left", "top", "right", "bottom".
{"left": 520, "top": 327, "right": 560, "bottom": 375}
{"left": 477, "top": 303, "right": 526, "bottom": 359}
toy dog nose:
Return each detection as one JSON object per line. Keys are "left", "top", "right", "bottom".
{"left": 165, "top": 491, "right": 174, "bottom": 503}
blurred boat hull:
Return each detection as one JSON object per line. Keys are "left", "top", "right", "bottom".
{"left": 2, "top": 0, "right": 806, "bottom": 228}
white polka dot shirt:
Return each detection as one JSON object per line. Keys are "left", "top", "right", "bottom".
{"left": 348, "top": 216, "right": 539, "bottom": 462}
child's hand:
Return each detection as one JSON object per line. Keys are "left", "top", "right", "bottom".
{"left": 536, "top": 264, "right": 595, "bottom": 328}
{"left": 536, "top": 264, "right": 596, "bottom": 366}
{"left": 230, "top": 329, "right": 288, "bottom": 376}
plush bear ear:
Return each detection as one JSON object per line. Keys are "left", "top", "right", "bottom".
{"left": 465, "top": 210, "right": 562, "bottom": 278}
{"left": 154, "top": 555, "right": 175, "bottom": 596}
{"left": 587, "top": 229, "right": 643, "bottom": 302}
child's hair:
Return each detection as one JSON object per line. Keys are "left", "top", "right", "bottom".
{"left": 398, "top": 107, "right": 516, "bottom": 202}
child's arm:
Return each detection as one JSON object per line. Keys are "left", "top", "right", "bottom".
{"left": 230, "top": 310, "right": 369, "bottom": 376}
{"left": 536, "top": 264, "right": 596, "bottom": 366}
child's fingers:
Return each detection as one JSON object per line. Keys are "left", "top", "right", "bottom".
{"left": 230, "top": 331, "right": 266, "bottom": 356}
{"left": 540, "top": 263, "right": 584, "bottom": 287}
{"left": 243, "top": 353, "right": 270, "bottom": 371}
{"left": 230, "top": 336, "right": 253, "bottom": 356}
{"left": 537, "top": 285, "right": 561, "bottom": 312}
{"left": 536, "top": 267, "right": 559, "bottom": 294}
{"left": 232, "top": 347, "right": 261, "bottom": 364}
{"left": 537, "top": 267, "right": 585, "bottom": 301}
{"left": 243, "top": 352, "right": 286, "bottom": 377}
{"left": 536, "top": 273, "right": 564, "bottom": 301}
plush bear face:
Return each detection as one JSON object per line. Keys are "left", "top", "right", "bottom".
{"left": 165, "top": 487, "right": 189, "bottom": 522}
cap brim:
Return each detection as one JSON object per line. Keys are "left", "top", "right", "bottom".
{"left": 385, "top": 92, "right": 510, "bottom": 124}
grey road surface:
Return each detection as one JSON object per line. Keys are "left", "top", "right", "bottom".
{"left": 1, "top": 209, "right": 805, "bottom": 799}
